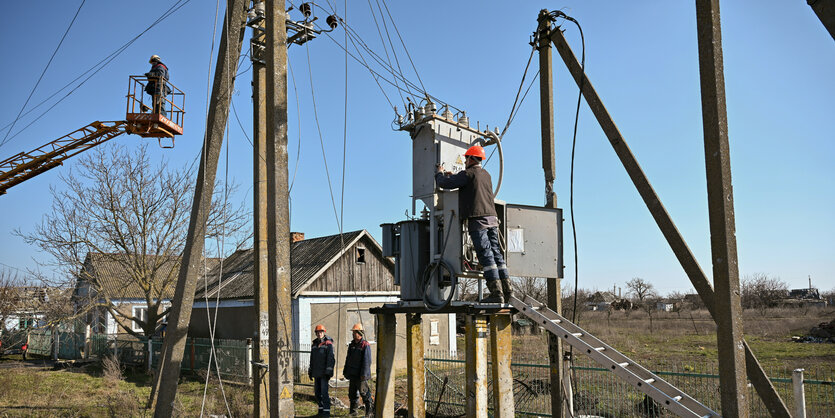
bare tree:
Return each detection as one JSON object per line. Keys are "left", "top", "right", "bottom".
{"left": 17, "top": 144, "right": 247, "bottom": 338}
{"left": 626, "top": 277, "right": 657, "bottom": 307}
{"left": 667, "top": 290, "right": 687, "bottom": 318}
{"left": 741, "top": 273, "right": 788, "bottom": 312}
{"left": 513, "top": 276, "right": 547, "bottom": 303}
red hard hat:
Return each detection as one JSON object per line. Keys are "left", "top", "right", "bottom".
{"left": 314, "top": 324, "right": 326, "bottom": 332}
{"left": 464, "top": 145, "right": 485, "bottom": 160}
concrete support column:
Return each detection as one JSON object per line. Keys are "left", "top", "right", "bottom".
{"left": 406, "top": 313, "right": 425, "bottom": 417}
{"left": 490, "top": 314, "right": 514, "bottom": 417}
{"left": 374, "top": 313, "right": 397, "bottom": 418}
{"left": 465, "top": 315, "right": 488, "bottom": 418}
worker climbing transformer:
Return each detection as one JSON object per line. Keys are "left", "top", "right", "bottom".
{"left": 381, "top": 101, "right": 563, "bottom": 309}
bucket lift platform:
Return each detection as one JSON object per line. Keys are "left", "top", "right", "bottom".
{"left": 0, "top": 76, "right": 185, "bottom": 195}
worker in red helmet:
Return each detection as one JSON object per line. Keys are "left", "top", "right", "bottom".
{"left": 435, "top": 145, "right": 511, "bottom": 303}
{"left": 309, "top": 324, "right": 335, "bottom": 417}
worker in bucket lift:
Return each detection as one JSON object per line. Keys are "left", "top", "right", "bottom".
{"left": 435, "top": 145, "right": 512, "bottom": 303}
{"left": 144, "top": 54, "right": 170, "bottom": 116}
{"left": 309, "top": 324, "right": 335, "bottom": 417}
{"left": 342, "top": 323, "right": 373, "bottom": 416}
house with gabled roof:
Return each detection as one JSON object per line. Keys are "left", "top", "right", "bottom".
{"left": 74, "top": 252, "right": 219, "bottom": 337}
{"left": 190, "top": 230, "right": 456, "bottom": 373}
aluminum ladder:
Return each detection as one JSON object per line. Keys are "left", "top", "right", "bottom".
{"left": 508, "top": 295, "right": 719, "bottom": 418}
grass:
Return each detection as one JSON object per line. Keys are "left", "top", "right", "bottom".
{"left": 1, "top": 306, "right": 831, "bottom": 415}
{"left": 511, "top": 306, "right": 835, "bottom": 375}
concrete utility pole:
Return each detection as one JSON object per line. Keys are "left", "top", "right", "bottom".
{"left": 695, "top": 0, "right": 748, "bottom": 415}
{"left": 148, "top": 0, "right": 248, "bottom": 415}
{"left": 536, "top": 9, "right": 564, "bottom": 418}
{"left": 250, "top": 0, "right": 271, "bottom": 415}
{"left": 264, "top": 0, "right": 294, "bottom": 415}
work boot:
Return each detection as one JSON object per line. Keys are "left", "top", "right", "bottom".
{"left": 500, "top": 278, "right": 513, "bottom": 301}
{"left": 365, "top": 403, "right": 374, "bottom": 417}
{"left": 349, "top": 402, "right": 358, "bottom": 416}
{"left": 482, "top": 280, "right": 504, "bottom": 304}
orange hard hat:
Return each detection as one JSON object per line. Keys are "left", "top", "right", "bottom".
{"left": 314, "top": 324, "right": 326, "bottom": 332}
{"left": 464, "top": 145, "right": 485, "bottom": 160}
{"left": 351, "top": 323, "right": 364, "bottom": 332}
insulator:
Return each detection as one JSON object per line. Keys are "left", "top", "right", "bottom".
{"left": 299, "top": 3, "right": 312, "bottom": 18}
{"left": 326, "top": 15, "right": 338, "bottom": 29}
{"left": 442, "top": 107, "right": 453, "bottom": 119}
{"left": 458, "top": 112, "right": 469, "bottom": 127}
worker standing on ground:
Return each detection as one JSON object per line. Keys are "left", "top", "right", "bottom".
{"left": 144, "top": 54, "right": 170, "bottom": 116}
{"left": 342, "top": 323, "right": 374, "bottom": 416}
{"left": 309, "top": 324, "right": 335, "bottom": 417}
{"left": 435, "top": 145, "right": 512, "bottom": 303}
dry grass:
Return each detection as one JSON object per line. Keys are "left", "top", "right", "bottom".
{"left": 101, "top": 354, "right": 124, "bottom": 382}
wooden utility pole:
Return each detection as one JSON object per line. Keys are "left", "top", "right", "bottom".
{"left": 149, "top": 0, "right": 249, "bottom": 415}
{"left": 250, "top": 0, "right": 271, "bottom": 415}
{"left": 544, "top": 8, "right": 788, "bottom": 417}
{"left": 264, "top": 0, "right": 294, "bottom": 415}
{"left": 536, "top": 9, "right": 564, "bottom": 418}
{"left": 695, "top": 0, "right": 748, "bottom": 415}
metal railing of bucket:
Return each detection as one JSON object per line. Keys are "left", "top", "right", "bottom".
{"left": 424, "top": 349, "right": 835, "bottom": 418}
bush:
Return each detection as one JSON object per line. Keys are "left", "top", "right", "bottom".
{"left": 101, "top": 354, "right": 124, "bottom": 382}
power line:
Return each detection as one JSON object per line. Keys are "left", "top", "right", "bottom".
{"left": 0, "top": 0, "right": 86, "bottom": 149}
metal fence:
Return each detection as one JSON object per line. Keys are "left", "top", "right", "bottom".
{"left": 424, "top": 349, "right": 835, "bottom": 417}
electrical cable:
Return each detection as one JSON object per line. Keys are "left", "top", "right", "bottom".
{"left": 552, "top": 11, "right": 586, "bottom": 412}
{"left": 365, "top": 0, "right": 407, "bottom": 108}
{"left": 0, "top": 0, "right": 192, "bottom": 147}
{"left": 421, "top": 211, "right": 457, "bottom": 311}
{"left": 378, "top": 0, "right": 427, "bottom": 95}
{"left": 305, "top": 41, "right": 342, "bottom": 233}
{"left": 0, "top": 0, "right": 86, "bottom": 149}
{"left": 199, "top": 0, "right": 231, "bottom": 415}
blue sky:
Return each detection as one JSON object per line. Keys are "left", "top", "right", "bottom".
{"left": 0, "top": 0, "right": 832, "bottom": 296}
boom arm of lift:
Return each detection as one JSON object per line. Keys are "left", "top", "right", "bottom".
{"left": 0, "top": 121, "right": 127, "bottom": 195}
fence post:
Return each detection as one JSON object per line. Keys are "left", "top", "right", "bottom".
{"left": 84, "top": 325, "right": 92, "bottom": 360}
{"left": 147, "top": 338, "right": 153, "bottom": 374}
{"left": 792, "top": 368, "right": 806, "bottom": 418}
{"left": 246, "top": 338, "right": 253, "bottom": 386}
{"left": 52, "top": 329, "right": 59, "bottom": 361}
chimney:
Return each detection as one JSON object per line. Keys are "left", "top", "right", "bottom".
{"left": 290, "top": 232, "right": 305, "bottom": 243}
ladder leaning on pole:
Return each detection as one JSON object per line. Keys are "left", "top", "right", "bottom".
{"left": 508, "top": 295, "right": 720, "bottom": 418}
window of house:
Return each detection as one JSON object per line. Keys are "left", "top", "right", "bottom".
{"left": 132, "top": 306, "right": 148, "bottom": 331}
{"left": 429, "top": 319, "right": 440, "bottom": 345}
{"left": 356, "top": 247, "right": 366, "bottom": 264}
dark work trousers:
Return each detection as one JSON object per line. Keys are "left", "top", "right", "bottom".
{"left": 469, "top": 226, "right": 509, "bottom": 282}
{"left": 348, "top": 378, "right": 372, "bottom": 410}
{"left": 151, "top": 93, "right": 167, "bottom": 117}
{"left": 314, "top": 377, "right": 331, "bottom": 416}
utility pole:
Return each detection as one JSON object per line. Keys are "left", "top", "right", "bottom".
{"left": 264, "top": 0, "right": 293, "bottom": 415}
{"left": 249, "top": 0, "right": 271, "bottom": 415}
{"left": 695, "top": 0, "right": 748, "bottom": 415}
{"left": 148, "top": 0, "right": 249, "bottom": 415}
{"left": 536, "top": 9, "right": 564, "bottom": 418}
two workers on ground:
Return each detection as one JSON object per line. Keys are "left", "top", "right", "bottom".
{"left": 309, "top": 323, "right": 374, "bottom": 417}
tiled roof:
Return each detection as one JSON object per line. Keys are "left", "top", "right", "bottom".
{"left": 80, "top": 253, "right": 220, "bottom": 300}
{"left": 195, "top": 230, "right": 373, "bottom": 300}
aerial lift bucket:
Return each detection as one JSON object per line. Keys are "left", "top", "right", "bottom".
{"left": 125, "top": 75, "right": 185, "bottom": 142}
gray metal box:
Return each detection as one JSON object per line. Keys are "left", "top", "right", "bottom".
{"left": 505, "top": 204, "right": 563, "bottom": 279}
{"left": 411, "top": 116, "right": 482, "bottom": 208}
